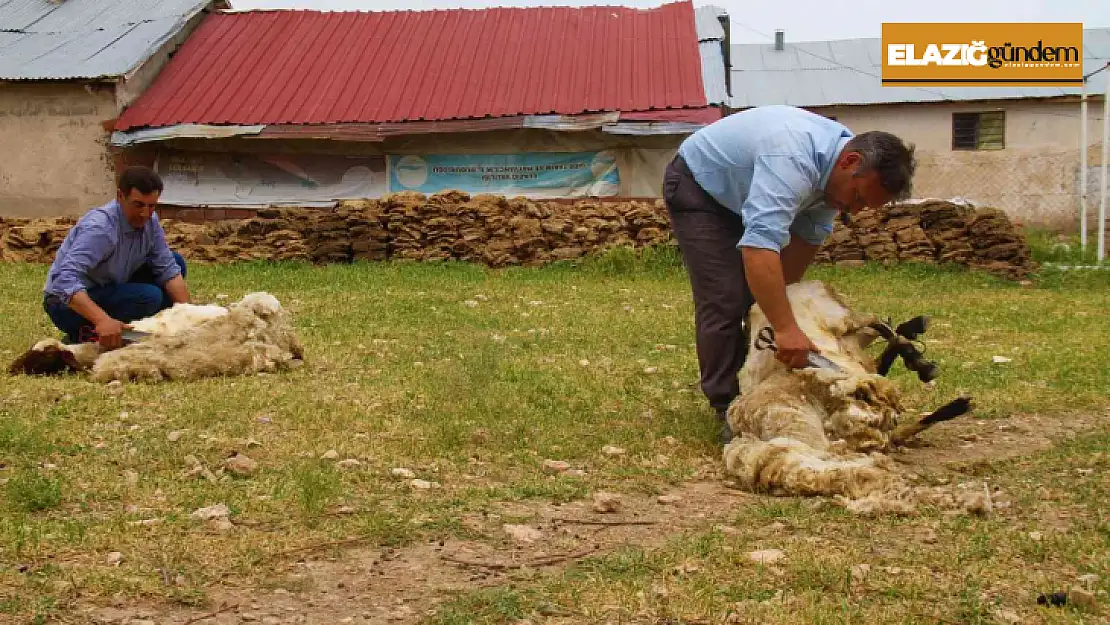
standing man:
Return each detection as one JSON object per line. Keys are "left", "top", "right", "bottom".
{"left": 43, "top": 166, "right": 191, "bottom": 349}
{"left": 663, "top": 105, "right": 916, "bottom": 443}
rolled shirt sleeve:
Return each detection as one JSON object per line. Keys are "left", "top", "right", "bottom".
{"left": 46, "top": 222, "right": 114, "bottom": 306}
{"left": 144, "top": 215, "right": 181, "bottom": 285}
{"left": 737, "top": 154, "right": 820, "bottom": 252}
{"left": 789, "top": 205, "right": 838, "bottom": 247}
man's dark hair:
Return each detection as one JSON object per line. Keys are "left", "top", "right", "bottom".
{"left": 117, "top": 166, "right": 164, "bottom": 196}
{"left": 845, "top": 131, "right": 916, "bottom": 201}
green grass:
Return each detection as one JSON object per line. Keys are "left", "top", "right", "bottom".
{"left": 0, "top": 242, "right": 1108, "bottom": 623}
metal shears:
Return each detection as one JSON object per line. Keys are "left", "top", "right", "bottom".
{"left": 753, "top": 326, "right": 845, "bottom": 372}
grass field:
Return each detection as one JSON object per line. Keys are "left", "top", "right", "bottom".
{"left": 1, "top": 235, "right": 1108, "bottom": 624}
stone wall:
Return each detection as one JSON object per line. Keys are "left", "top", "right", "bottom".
{"left": 0, "top": 192, "right": 1035, "bottom": 279}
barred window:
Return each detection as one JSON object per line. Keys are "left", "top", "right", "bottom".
{"left": 952, "top": 111, "right": 1005, "bottom": 150}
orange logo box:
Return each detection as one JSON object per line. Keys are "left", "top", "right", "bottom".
{"left": 881, "top": 23, "right": 1084, "bottom": 86}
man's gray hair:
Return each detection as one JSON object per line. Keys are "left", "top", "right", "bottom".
{"left": 845, "top": 131, "right": 917, "bottom": 201}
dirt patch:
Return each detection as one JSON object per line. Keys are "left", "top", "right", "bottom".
{"left": 892, "top": 410, "right": 1106, "bottom": 472}
{"left": 76, "top": 479, "right": 757, "bottom": 625}
{"left": 73, "top": 410, "right": 1106, "bottom": 624}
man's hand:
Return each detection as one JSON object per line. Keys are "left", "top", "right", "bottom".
{"left": 95, "top": 318, "right": 130, "bottom": 350}
{"left": 68, "top": 291, "right": 130, "bottom": 349}
{"left": 742, "top": 245, "right": 820, "bottom": 369}
{"left": 770, "top": 324, "right": 818, "bottom": 368}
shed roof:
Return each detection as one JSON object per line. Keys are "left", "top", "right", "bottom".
{"left": 0, "top": 0, "right": 217, "bottom": 81}
{"left": 728, "top": 27, "right": 1110, "bottom": 109}
{"left": 115, "top": 1, "right": 713, "bottom": 131}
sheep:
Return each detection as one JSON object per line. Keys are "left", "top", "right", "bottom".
{"left": 721, "top": 280, "right": 988, "bottom": 515}
{"left": 9, "top": 292, "right": 304, "bottom": 383}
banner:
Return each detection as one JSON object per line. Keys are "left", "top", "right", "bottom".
{"left": 156, "top": 151, "right": 388, "bottom": 206}
{"left": 387, "top": 151, "right": 621, "bottom": 198}
{"left": 882, "top": 23, "right": 1083, "bottom": 87}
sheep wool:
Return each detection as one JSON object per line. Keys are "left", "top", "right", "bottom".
{"left": 722, "top": 280, "right": 982, "bottom": 515}
{"left": 9, "top": 292, "right": 304, "bottom": 383}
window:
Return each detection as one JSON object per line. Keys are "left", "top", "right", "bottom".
{"left": 952, "top": 111, "right": 1005, "bottom": 150}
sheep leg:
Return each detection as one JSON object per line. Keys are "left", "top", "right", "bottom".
{"left": 890, "top": 395, "right": 973, "bottom": 445}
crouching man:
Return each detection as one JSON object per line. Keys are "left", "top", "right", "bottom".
{"left": 43, "top": 166, "right": 191, "bottom": 349}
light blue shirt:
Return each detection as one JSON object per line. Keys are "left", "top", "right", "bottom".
{"left": 44, "top": 200, "right": 181, "bottom": 306}
{"left": 677, "top": 105, "right": 853, "bottom": 252}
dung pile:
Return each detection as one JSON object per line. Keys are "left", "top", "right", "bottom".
{"left": 916, "top": 200, "right": 976, "bottom": 265}
{"left": 853, "top": 209, "right": 900, "bottom": 263}
{"left": 966, "top": 207, "right": 1036, "bottom": 279}
{"left": 0, "top": 196, "right": 1035, "bottom": 279}
{"left": 0, "top": 218, "right": 74, "bottom": 263}
{"left": 885, "top": 204, "right": 936, "bottom": 263}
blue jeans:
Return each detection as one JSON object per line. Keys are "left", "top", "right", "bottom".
{"left": 44, "top": 252, "right": 187, "bottom": 344}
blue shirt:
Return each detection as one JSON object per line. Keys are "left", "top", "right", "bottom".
{"left": 44, "top": 200, "right": 181, "bottom": 305}
{"left": 678, "top": 105, "right": 853, "bottom": 252}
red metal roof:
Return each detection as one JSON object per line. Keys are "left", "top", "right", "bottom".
{"left": 115, "top": 1, "right": 709, "bottom": 131}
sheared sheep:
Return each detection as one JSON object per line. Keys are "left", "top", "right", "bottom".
{"left": 722, "top": 280, "right": 987, "bottom": 515}
{"left": 8, "top": 292, "right": 304, "bottom": 383}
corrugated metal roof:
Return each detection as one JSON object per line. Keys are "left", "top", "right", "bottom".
{"left": 694, "top": 4, "right": 728, "bottom": 105}
{"left": 693, "top": 4, "right": 726, "bottom": 41}
{"left": 0, "top": 0, "right": 214, "bottom": 80}
{"left": 115, "top": 1, "right": 709, "bottom": 131}
{"left": 729, "top": 28, "right": 1110, "bottom": 108}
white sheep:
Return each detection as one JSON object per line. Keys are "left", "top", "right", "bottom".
{"left": 9, "top": 292, "right": 304, "bottom": 383}
{"left": 722, "top": 280, "right": 989, "bottom": 515}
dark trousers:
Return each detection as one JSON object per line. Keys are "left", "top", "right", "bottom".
{"left": 44, "top": 252, "right": 188, "bottom": 344}
{"left": 663, "top": 156, "right": 754, "bottom": 414}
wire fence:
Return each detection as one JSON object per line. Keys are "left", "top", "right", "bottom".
{"left": 908, "top": 145, "right": 1105, "bottom": 239}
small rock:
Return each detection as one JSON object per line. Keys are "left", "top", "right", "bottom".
{"left": 601, "top": 445, "right": 626, "bottom": 457}
{"left": 183, "top": 455, "right": 201, "bottom": 468}
{"left": 1078, "top": 573, "right": 1100, "bottom": 589}
{"left": 657, "top": 494, "right": 683, "bottom": 505}
{"left": 167, "top": 430, "right": 185, "bottom": 442}
{"left": 190, "top": 503, "right": 230, "bottom": 521}
{"left": 410, "top": 479, "right": 436, "bottom": 490}
{"left": 129, "top": 620, "right": 156, "bottom": 625}
{"left": 240, "top": 614, "right": 259, "bottom": 622}
{"left": 564, "top": 469, "right": 588, "bottom": 477}
{"left": 992, "top": 355, "right": 1012, "bottom": 364}
{"left": 106, "top": 552, "right": 124, "bottom": 566}
{"left": 503, "top": 524, "right": 543, "bottom": 543}
{"left": 579, "top": 359, "right": 590, "bottom": 367}
{"left": 592, "top": 492, "right": 622, "bottom": 514}
{"left": 1028, "top": 531, "right": 1043, "bottom": 541}
{"left": 210, "top": 518, "right": 235, "bottom": 532}
{"left": 1070, "top": 587, "right": 1098, "bottom": 610}
{"left": 123, "top": 470, "right": 139, "bottom": 486}
{"left": 463, "top": 300, "right": 479, "bottom": 308}
{"left": 643, "top": 367, "right": 658, "bottom": 374}
{"left": 224, "top": 453, "right": 258, "bottom": 477}
{"left": 391, "top": 468, "right": 416, "bottom": 479}
{"left": 851, "top": 563, "right": 871, "bottom": 580}
{"left": 992, "top": 608, "right": 1021, "bottom": 624}
{"left": 543, "top": 459, "right": 571, "bottom": 473}
{"left": 337, "top": 459, "right": 361, "bottom": 470}
{"left": 321, "top": 450, "right": 340, "bottom": 460}
{"left": 748, "top": 549, "right": 785, "bottom": 565}
{"left": 245, "top": 438, "right": 262, "bottom": 448}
